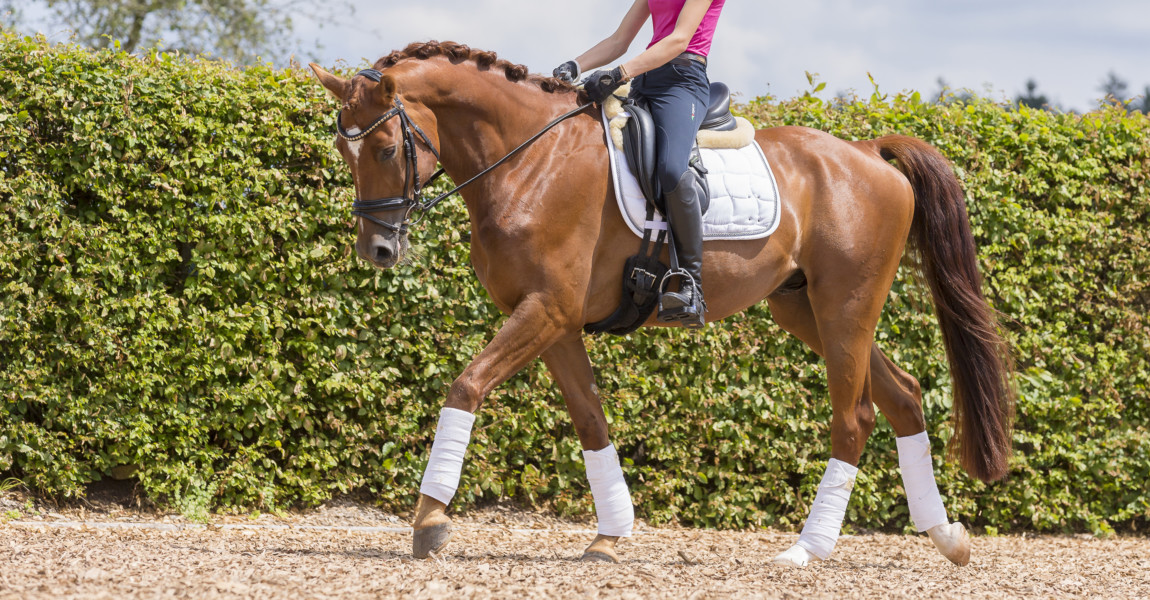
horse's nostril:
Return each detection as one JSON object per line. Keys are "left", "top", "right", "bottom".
{"left": 374, "top": 245, "right": 393, "bottom": 263}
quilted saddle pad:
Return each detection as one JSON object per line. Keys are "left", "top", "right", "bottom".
{"left": 600, "top": 107, "right": 782, "bottom": 241}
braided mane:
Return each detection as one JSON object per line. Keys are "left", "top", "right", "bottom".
{"left": 374, "top": 41, "right": 579, "bottom": 95}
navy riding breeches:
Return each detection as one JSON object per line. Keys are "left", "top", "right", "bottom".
{"left": 631, "top": 60, "right": 711, "bottom": 193}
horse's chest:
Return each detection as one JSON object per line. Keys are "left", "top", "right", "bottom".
{"left": 466, "top": 221, "right": 546, "bottom": 315}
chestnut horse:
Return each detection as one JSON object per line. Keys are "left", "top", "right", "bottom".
{"left": 310, "top": 41, "right": 1013, "bottom": 565}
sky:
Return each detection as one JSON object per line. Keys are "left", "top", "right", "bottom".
{"left": 285, "top": 0, "right": 1150, "bottom": 112}
{"left": 19, "top": 0, "right": 1150, "bottom": 112}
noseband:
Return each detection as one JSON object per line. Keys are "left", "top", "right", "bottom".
{"left": 335, "top": 68, "right": 594, "bottom": 235}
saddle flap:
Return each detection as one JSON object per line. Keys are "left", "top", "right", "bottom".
{"left": 621, "top": 101, "right": 661, "bottom": 206}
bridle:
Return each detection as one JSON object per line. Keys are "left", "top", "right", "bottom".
{"left": 335, "top": 68, "right": 593, "bottom": 235}
{"left": 336, "top": 69, "right": 442, "bottom": 235}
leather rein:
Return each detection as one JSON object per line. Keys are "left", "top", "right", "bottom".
{"left": 335, "top": 68, "right": 594, "bottom": 235}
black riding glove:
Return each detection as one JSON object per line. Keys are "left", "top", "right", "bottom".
{"left": 582, "top": 67, "right": 627, "bottom": 104}
{"left": 553, "top": 60, "right": 580, "bottom": 83}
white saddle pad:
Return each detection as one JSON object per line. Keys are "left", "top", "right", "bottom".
{"left": 601, "top": 108, "right": 782, "bottom": 241}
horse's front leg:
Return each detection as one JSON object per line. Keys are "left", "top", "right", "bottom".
{"left": 540, "top": 334, "right": 634, "bottom": 563}
{"left": 411, "top": 294, "right": 573, "bottom": 558}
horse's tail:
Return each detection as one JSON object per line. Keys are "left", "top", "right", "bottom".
{"left": 875, "top": 135, "right": 1015, "bottom": 482}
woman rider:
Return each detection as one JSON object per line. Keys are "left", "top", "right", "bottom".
{"left": 554, "top": 0, "right": 725, "bottom": 329}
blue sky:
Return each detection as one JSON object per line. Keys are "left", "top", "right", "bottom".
{"left": 20, "top": 1, "right": 1150, "bottom": 112}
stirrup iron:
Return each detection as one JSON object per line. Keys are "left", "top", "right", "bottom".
{"left": 657, "top": 269, "right": 706, "bottom": 328}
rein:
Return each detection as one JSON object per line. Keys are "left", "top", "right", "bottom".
{"left": 336, "top": 68, "right": 594, "bottom": 234}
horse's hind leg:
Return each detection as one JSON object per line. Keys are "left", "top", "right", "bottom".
{"left": 768, "top": 290, "right": 968, "bottom": 566}
{"left": 540, "top": 334, "right": 633, "bottom": 563}
{"left": 765, "top": 289, "right": 876, "bottom": 567}
{"left": 868, "top": 346, "right": 971, "bottom": 565}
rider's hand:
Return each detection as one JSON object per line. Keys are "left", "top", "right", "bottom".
{"left": 582, "top": 67, "right": 627, "bottom": 104}
{"left": 553, "top": 60, "right": 580, "bottom": 83}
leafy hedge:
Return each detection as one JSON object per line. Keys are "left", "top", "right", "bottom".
{"left": 1, "top": 32, "right": 1148, "bottom": 533}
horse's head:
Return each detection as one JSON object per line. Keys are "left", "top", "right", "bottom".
{"left": 310, "top": 63, "right": 440, "bottom": 269}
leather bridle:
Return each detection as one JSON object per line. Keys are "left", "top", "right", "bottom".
{"left": 334, "top": 68, "right": 594, "bottom": 236}
{"left": 335, "top": 69, "right": 443, "bottom": 235}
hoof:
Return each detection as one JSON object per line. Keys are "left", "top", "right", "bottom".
{"left": 413, "top": 522, "right": 452, "bottom": 559}
{"left": 582, "top": 534, "right": 621, "bottom": 563}
{"left": 928, "top": 522, "right": 971, "bottom": 566}
{"left": 772, "top": 544, "right": 817, "bottom": 568}
{"left": 581, "top": 549, "right": 620, "bottom": 563}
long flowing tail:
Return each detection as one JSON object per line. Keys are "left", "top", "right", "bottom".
{"left": 875, "top": 135, "right": 1015, "bottom": 482}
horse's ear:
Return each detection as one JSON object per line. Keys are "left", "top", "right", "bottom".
{"left": 309, "top": 62, "right": 349, "bottom": 101}
{"left": 376, "top": 74, "right": 397, "bottom": 105}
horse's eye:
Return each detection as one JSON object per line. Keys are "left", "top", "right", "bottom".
{"left": 380, "top": 146, "right": 397, "bottom": 161}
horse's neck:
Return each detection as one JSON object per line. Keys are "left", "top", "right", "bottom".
{"left": 408, "top": 63, "right": 581, "bottom": 199}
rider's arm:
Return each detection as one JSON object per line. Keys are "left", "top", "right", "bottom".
{"left": 573, "top": 0, "right": 651, "bottom": 72}
{"left": 620, "top": 0, "right": 713, "bottom": 78}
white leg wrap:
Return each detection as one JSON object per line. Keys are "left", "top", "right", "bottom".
{"left": 582, "top": 444, "right": 634, "bottom": 537}
{"left": 419, "top": 407, "right": 476, "bottom": 505}
{"left": 796, "top": 458, "right": 858, "bottom": 560}
{"left": 897, "top": 431, "right": 950, "bottom": 532}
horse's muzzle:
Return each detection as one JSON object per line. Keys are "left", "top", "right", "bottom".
{"left": 359, "top": 232, "right": 401, "bottom": 269}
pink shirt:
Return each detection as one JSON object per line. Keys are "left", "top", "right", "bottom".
{"left": 646, "top": 0, "right": 726, "bottom": 57}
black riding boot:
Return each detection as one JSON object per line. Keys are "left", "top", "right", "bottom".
{"left": 658, "top": 171, "right": 707, "bottom": 329}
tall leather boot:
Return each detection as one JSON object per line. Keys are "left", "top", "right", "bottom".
{"left": 658, "top": 170, "right": 707, "bottom": 329}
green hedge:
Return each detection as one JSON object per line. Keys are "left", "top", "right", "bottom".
{"left": 1, "top": 32, "right": 1148, "bottom": 533}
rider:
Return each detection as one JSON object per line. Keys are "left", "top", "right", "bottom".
{"left": 554, "top": 0, "right": 725, "bottom": 329}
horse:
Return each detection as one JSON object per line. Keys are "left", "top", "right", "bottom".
{"left": 308, "top": 41, "right": 1014, "bottom": 567}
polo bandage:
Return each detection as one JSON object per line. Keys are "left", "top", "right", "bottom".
{"left": 897, "top": 431, "right": 949, "bottom": 532}
{"left": 419, "top": 407, "right": 476, "bottom": 505}
{"left": 583, "top": 444, "right": 634, "bottom": 537}
{"left": 796, "top": 458, "right": 858, "bottom": 560}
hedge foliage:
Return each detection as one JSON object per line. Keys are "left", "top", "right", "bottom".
{"left": 1, "top": 33, "right": 1148, "bottom": 533}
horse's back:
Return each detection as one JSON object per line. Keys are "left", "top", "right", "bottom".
{"left": 753, "top": 125, "right": 916, "bottom": 250}
{"left": 754, "top": 125, "right": 912, "bottom": 196}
